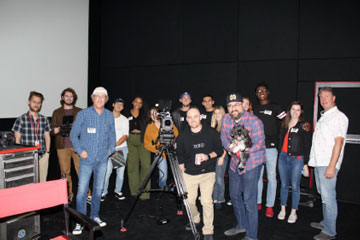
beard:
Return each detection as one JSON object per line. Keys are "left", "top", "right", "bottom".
{"left": 29, "top": 105, "right": 41, "bottom": 113}
{"left": 230, "top": 110, "right": 243, "bottom": 121}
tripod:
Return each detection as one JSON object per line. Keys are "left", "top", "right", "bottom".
{"left": 120, "top": 144, "right": 201, "bottom": 240}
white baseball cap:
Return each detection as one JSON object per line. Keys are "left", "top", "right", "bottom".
{"left": 92, "top": 87, "right": 108, "bottom": 96}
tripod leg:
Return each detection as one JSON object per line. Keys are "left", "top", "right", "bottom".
{"left": 121, "top": 148, "right": 164, "bottom": 231}
{"left": 166, "top": 149, "right": 201, "bottom": 240}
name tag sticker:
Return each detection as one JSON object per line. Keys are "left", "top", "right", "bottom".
{"left": 290, "top": 128, "right": 299, "bottom": 133}
{"left": 180, "top": 117, "right": 185, "bottom": 122}
{"left": 128, "top": 116, "right": 133, "bottom": 120}
{"left": 87, "top": 128, "right": 96, "bottom": 134}
{"left": 264, "top": 110, "right": 272, "bottom": 115}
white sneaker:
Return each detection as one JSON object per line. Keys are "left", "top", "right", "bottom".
{"left": 87, "top": 195, "right": 92, "bottom": 204}
{"left": 93, "top": 217, "right": 107, "bottom": 227}
{"left": 277, "top": 211, "right": 286, "bottom": 220}
{"left": 72, "top": 223, "right": 83, "bottom": 235}
{"left": 287, "top": 214, "right": 297, "bottom": 223}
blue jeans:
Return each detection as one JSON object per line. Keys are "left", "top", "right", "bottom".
{"left": 229, "top": 166, "right": 261, "bottom": 240}
{"left": 103, "top": 146, "right": 128, "bottom": 195}
{"left": 158, "top": 157, "right": 168, "bottom": 189}
{"left": 257, "top": 148, "right": 278, "bottom": 207}
{"left": 315, "top": 167, "right": 338, "bottom": 236}
{"left": 76, "top": 158, "right": 107, "bottom": 219}
{"left": 278, "top": 152, "right": 304, "bottom": 209}
{"left": 212, "top": 154, "right": 229, "bottom": 202}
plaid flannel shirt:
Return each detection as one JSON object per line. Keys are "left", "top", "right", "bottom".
{"left": 221, "top": 111, "right": 265, "bottom": 175}
{"left": 12, "top": 112, "right": 52, "bottom": 154}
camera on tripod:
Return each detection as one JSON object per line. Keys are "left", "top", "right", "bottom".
{"left": 59, "top": 115, "right": 74, "bottom": 137}
{"left": 156, "top": 99, "right": 175, "bottom": 146}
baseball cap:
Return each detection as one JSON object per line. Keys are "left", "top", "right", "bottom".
{"left": 92, "top": 87, "right": 108, "bottom": 96}
{"left": 114, "top": 98, "right": 124, "bottom": 104}
{"left": 226, "top": 93, "right": 243, "bottom": 104}
{"left": 179, "top": 92, "right": 191, "bottom": 99}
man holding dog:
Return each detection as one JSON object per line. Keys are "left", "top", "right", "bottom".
{"left": 221, "top": 93, "right": 265, "bottom": 240}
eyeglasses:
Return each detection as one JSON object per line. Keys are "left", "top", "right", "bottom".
{"left": 227, "top": 103, "right": 242, "bottom": 108}
{"left": 255, "top": 89, "right": 267, "bottom": 94}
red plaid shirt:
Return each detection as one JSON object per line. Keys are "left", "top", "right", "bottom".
{"left": 221, "top": 111, "right": 265, "bottom": 175}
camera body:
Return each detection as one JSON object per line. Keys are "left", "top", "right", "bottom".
{"left": 59, "top": 115, "right": 74, "bottom": 137}
{"left": 156, "top": 99, "right": 175, "bottom": 146}
{"left": 0, "top": 131, "right": 14, "bottom": 147}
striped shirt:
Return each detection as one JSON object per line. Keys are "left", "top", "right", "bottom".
{"left": 221, "top": 111, "right": 265, "bottom": 175}
{"left": 70, "top": 106, "right": 116, "bottom": 163}
{"left": 12, "top": 112, "right": 52, "bottom": 154}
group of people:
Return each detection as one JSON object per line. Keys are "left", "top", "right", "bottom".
{"left": 11, "top": 83, "right": 348, "bottom": 240}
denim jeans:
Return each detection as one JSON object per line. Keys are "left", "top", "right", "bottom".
{"left": 76, "top": 158, "right": 107, "bottom": 219}
{"left": 229, "top": 166, "right": 261, "bottom": 240}
{"left": 315, "top": 167, "right": 338, "bottom": 236}
{"left": 157, "top": 157, "right": 168, "bottom": 189}
{"left": 257, "top": 148, "right": 278, "bottom": 207}
{"left": 278, "top": 152, "right": 304, "bottom": 209}
{"left": 103, "top": 146, "right": 128, "bottom": 195}
{"left": 213, "top": 154, "right": 229, "bottom": 202}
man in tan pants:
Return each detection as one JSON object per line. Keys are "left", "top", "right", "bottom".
{"left": 51, "top": 88, "right": 84, "bottom": 203}
{"left": 12, "top": 91, "right": 51, "bottom": 182}
{"left": 176, "top": 107, "right": 223, "bottom": 240}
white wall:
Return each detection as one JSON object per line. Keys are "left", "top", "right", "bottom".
{"left": 0, "top": 0, "right": 89, "bottom": 118}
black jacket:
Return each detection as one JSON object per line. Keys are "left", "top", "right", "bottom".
{"left": 279, "top": 121, "right": 312, "bottom": 164}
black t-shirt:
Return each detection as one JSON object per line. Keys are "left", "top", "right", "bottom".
{"left": 200, "top": 110, "right": 213, "bottom": 127}
{"left": 253, "top": 103, "right": 286, "bottom": 148}
{"left": 179, "top": 110, "right": 189, "bottom": 132}
{"left": 176, "top": 124, "right": 223, "bottom": 175}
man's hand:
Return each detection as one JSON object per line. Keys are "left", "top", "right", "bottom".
{"left": 197, "top": 153, "right": 210, "bottom": 162}
{"left": 54, "top": 127, "right": 60, "bottom": 134}
{"left": 302, "top": 165, "right": 309, "bottom": 177}
{"left": 325, "top": 165, "right": 336, "bottom": 179}
{"left": 80, "top": 151, "right": 88, "bottom": 159}
{"left": 217, "top": 157, "right": 224, "bottom": 166}
{"left": 179, "top": 164, "right": 185, "bottom": 172}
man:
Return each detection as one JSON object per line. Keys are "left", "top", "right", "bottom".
{"left": 51, "top": 88, "right": 82, "bottom": 203}
{"left": 308, "top": 87, "right": 348, "bottom": 240}
{"left": 12, "top": 91, "right": 51, "bottom": 182}
{"left": 201, "top": 94, "right": 215, "bottom": 127}
{"left": 70, "top": 87, "right": 116, "bottom": 235}
{"left": 176, "top": 107, "right": 223, "bottom": 240}
{"left": 221, "top": 93, "right": 265, "bottom": 240}
{"left": 172, "top": 92, "right": 192, "bottom": 132}
{"left": 102, "top": 98, "right": 129, "bottom": 201}
{"left": 253, "top": 83, "right": 286, "bottom": 217}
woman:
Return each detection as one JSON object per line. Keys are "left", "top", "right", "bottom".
{"left": 124, "top": 97, "right": 151, "bottom": 200}
{"left": 277, "top": 101, "right": 311, "bottom": 223}
{"left": 211, "top": 106, "right": 229, "bottom": 209}
{"left": 242, "top": 96, "right": 253, "bottom": 113}
{"left": 144, "top": 107, "right": 178, "bottom": 189}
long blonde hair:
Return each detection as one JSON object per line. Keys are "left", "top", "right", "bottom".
{"left": 211, "top": 106, "right": 226, "bottom": 132}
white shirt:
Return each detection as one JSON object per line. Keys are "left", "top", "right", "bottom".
{"left": 114, "top": 114, "right": 129, "bottom": 148}
{"left": 308, "top": 106, "right": 348, "bottom": 170}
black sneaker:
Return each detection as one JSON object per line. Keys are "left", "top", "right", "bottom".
{"left": 101, "top": 194, "right": 107, "bottom": 202}
{"left": 115, "top": 192, "right": 125, "bottom": 200}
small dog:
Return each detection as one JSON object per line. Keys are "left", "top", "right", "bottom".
{"left": 229, "top": 124, "right": 252, "bottom": 170}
